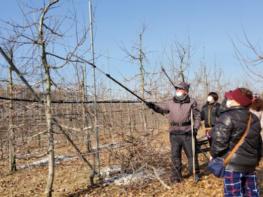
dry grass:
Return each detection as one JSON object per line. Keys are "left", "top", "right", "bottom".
{"left": 0, "top": 128, "right": 263, "bottom": 197}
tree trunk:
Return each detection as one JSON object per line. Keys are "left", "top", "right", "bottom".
{"left": 8, "top": 66, "right": 16, "bottom": 172}
{"left": 38, "top": 2, "right": 59, "bottom": 196}
{"left": 139, "top": 33, "right": 148, "bottom": 133}
{"left": 89, "top": 0, "right": 100, "bottom": 181}
{"left": 44, "top": 67, "right": 55, "bottom": 197}
{"left": 81, "top": 67, "right": 92, "bottom": 152}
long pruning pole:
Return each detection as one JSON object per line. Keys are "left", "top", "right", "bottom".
{"left": 105, "top": 73, "right": 147, "bottom": 103}
{"left": 190, "top": 109, "right": 196, "bottom": 181}
{"left": 77, "top": 56, "right": 148, "bottom": 103}
{"left": 161, "top": 66, "right": 177, "bottom": 89}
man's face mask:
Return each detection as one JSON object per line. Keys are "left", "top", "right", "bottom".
{"left": 207, "top": 96, "right": 215, "bottom": 104}
{"left": 175, "top": 89, "right": 187, "bottom": 97}
{"left": 174, "top": 89, "right": 188, "bottom": 101}
{"left": 175, "top": 91, "right": 184, "bottom": 97}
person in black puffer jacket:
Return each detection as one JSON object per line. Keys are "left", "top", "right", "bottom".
{"left": 211, "top": 87, "right": 262, "bottom": 197}
{"left": 201, "top": 92, "right": 221, "bottom": 145}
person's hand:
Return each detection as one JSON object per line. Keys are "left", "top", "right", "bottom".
{"left": 205, "top": 128, "right": 212, "bottom": 137}
{"left": 146, "top": 102, "right": 155, "bottom": 109}
{"left": 193, "top": 128, "right": 198, "bottom": 136}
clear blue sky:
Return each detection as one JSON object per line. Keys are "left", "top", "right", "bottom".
{"left": 1, "top": 0, "right": 263, "bottom": 91}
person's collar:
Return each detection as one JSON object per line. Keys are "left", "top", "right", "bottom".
{"left": 206, "top": 101, "right": 217, "bottom": 106}
{"left": 221, "top": 105, "right": 248, "bottom": 113}
{"left": 173, "top": 95, "right": 190, "bottom": 103}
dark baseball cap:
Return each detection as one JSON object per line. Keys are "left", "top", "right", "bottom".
{"left": 175, "top": 82, "right": 190, "bottom": 91}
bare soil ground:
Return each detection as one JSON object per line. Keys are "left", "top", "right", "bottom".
{"left": 0, "top": 131, "right": 263, "bottom": 197}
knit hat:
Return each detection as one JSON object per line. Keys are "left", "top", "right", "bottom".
{"left": 208, "top": 92, "right": 219, "bottom": 101}
{"left": 175, "top": 82, "right": 190, "bottom": 91}
{"left": 224, "top": 88, "right": 252, "bottom": 107}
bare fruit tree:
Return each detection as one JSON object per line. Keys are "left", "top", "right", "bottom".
{"left": 122, "top": 25, "right": 148, "bottom": 132}
{"left": 232, "top": 32, "right": 263, "bottom": 90}
{"left": 163, "top": 40, "right": 192, "bottom": 84}
{"left": 192, "top": 61, "right": 229, "bottom": 103}
{"left": 38, "top": 1, "right": 59, "bottom": 195}
{"left": 0, "top": 0, "right": 96, "bottom": 196}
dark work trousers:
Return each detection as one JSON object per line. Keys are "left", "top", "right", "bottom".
{"left": 169, "top": 132, "right": 200, "bottom": 181}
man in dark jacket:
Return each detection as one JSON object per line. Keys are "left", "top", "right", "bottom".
{"left": 146, "top": 82, "right": 201, "bottom": 183}
{"left": 211, "top": 88, "right": 262, "bottom": 197}
{"left": 201, "top": 92, "right": 221, "bottom": 145}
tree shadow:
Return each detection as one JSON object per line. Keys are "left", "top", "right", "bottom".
{"left": 65, "top": 184, "right": 102, "bottom": 197}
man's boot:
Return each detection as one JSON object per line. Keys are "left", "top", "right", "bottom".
{"left": 194, "top": 174, "right": 201, "bottom": 183}
{"left": 170, "top": 175, "right": 182, "bottom": 184}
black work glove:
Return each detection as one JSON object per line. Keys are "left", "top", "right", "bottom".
{"left": 146, "top": 102, "right": 155, "bottom": 109}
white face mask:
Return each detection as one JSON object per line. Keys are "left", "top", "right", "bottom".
{"left": 207, "top": 96, "right": 215, "bottom": 103}
{"left": 226, "top": 100, "right": 239, "bottom": 108}
{"left": 175, "top": 91, "right": 184, "bottom": 97}
{"left": 226, "top": 100, "right": 232, "bottom": 108}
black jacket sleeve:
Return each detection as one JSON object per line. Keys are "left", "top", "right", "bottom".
{"left": 211, "top": 113, "right": 233, "bottom": 158}
{"left": 201, "top": 105, "right": 205, "bottom": 121}
{"left": 192, "top": 100, "right": 201, "bottom": 130}
{"left": 215, "top": 103, "right": 221, "bottom": 118}
{"left": 258, "top": 135, "right": 262, "bottom": 162}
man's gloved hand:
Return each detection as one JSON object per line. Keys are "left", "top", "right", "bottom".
{"left": 146, "top": 102, "right": 155, "bottom": 109}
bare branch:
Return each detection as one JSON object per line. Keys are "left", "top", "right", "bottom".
{"left": 43, "top": 23, "right": 63, "bottom": 37}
